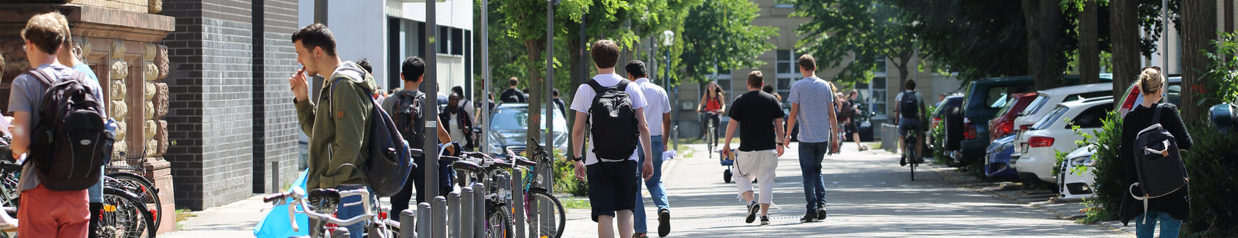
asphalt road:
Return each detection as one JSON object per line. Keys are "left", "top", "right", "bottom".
{"left": 560, "top": 143, "right": 1128, "bottom": 237}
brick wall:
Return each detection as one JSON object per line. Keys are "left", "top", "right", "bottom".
{"left": 162, "top": 0, "right": 259, "bottom": 210}
{"left": 252, "top": 0, "right": 301, "bottom": 193}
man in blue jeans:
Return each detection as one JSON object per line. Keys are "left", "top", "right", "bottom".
{"left": 626, "top": 60, "right": 673, "bottom": 237}
{"left": 784, "top": 54, "right": 839, "bottom": 223}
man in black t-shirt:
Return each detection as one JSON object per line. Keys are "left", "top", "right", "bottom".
{"left": 721, "top": 71, "right": 787, "bottom": 226}
{"left": 500, "top": 77, "right": 526, "bottom": 103}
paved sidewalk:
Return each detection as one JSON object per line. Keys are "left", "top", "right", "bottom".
{"left": 162, "top": 196, "right": 268, "bottom": 238}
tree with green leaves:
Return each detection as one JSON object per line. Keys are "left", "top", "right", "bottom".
{"left": 679, "top": 0, "right": 777, "bottom": 85}
{"left": 793, "top": 0, "right": 915, "bottom": 86}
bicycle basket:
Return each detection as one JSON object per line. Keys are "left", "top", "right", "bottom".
{"left": 105, "top": 146, "right": 148, "bottom": 174}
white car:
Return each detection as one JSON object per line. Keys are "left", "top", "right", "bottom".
{"left": 1009, "top": 83, "right": 1112, "bottom": 160}
{"left": 1010, "top": 97, "right": 1112, "bottom": 184}
{"left": 1058, "top": 145, "right": 1096, "bottom": 201}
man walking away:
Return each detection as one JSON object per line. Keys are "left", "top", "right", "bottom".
{"left": 11, "top": 12, "right": 106, "bottom": 238}
{"left": 570, "top": 40, "right": 655, "bottom": 238}
{"left": 626, "top": 60, "right": 673, "bottom": 237}
{"left": 384, "top": 56, "right": 455, "bottom": 217}
{"left": 52, "top": 13, "right": 109, "bottom": 237}
{"left": 894, "top": 79, "right": 927, "bottom": 166}
{"left": 552, "top": 88, "right": 568, "bottom": 117}
{"left": 783, "top": 54, "right": 838, "bottom": 223}
{"left": 723, "top": 71, "right": 787, "bottom": 226}
{"left": 500, "top": 77, "right": 526, "bottom": 103}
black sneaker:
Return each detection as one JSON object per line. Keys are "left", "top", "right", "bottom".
{"left": 745, "top": 201, "right": 759, "bottom": 224}
{"left": 658, "top": 209, "right": 670, "bottom": 237}
{"left": 800, "top": 211, "right": 816, "bottom": 223}
{"left": 900, "top": 155, "right": 908, "bottom": 166}
{"left": 760, "top": 215, "right": 770, "bottom": 225}
{"left": 816, "top": 206, "right": 828, "bottom": 220}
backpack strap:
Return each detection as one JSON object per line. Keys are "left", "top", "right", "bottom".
{"left": 1152, "top": 103, "right": 1163, "bottom": 124}
{"left": 27, "top": 68, "right": 57, "bottom": 87}
{"left": 586, "top": 79, "right": 606, "bottom": 96}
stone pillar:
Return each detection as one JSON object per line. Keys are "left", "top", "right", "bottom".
{"left": 0, "top": 1, "right": 176, "bottom": 234}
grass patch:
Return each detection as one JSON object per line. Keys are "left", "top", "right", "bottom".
{"left": 560, "top": 197, "right": 591, "bottom": 209}
{"left": 175, "top": 208, "right": 196, "bottom": 223}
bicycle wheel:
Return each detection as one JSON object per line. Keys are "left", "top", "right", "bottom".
{"left": 525, "top": 190, "right": 565, "bottom": 238}
{"left": 108, "top": 173, "right": 163, "bottom": 229}
{"left": 100, "top": 187, "right": 155, "bottom": 238}
{"left": 486, "top": 204, "right": 512, "bottom": 238}
{"left": 909, "top": 148, "right": 917, "bottom": 181}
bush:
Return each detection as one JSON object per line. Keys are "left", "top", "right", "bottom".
{"left": 1197, "top": 31, "right": 1238, "bottom": 108}
{"left": 549, "top": 149, "right": 589, "bottom": 196}
{"left": 1082, "top": 110, "right": 1123, "bottom": 224}
{"left": 1181, "top": 123, "right": 1238, "bottom": 237}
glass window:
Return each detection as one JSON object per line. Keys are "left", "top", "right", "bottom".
{"left": 871, "top": 77, "right": 887, "bottom": 117}
{"left": 1022, "top": 95, "right": 1048, "bottom": 116}
{"left": 1032, "top": 106, "right": 1068, "bottom": 130}
{"left": 984, "top": 86, "right": 1020, "bottom": 109}
{"left": 490, "top": 107, "right": 568, "bottom": 132}
{"left": 995, "top": 98, "right": 1017, "bottom": 117}
{"left": 776, "top": 49, "right": 800, "bottom": 74}
{"left": 1069, "top": 103, "right": 1113, "bottom": 129}
{"left": 874, "top": 57, "right": 887, "bottom": 73}
{"left": 438, "top": 26, "right": 449, "bottom": 54}
{"left": 776, "top": 77, "right": 798, "bottom": 102}
{"left": 1166, "top": 84, "right": 1182, "bottom": 105}
{"left": 774, "top": 3, "right": 793, "bottom": 8}
{"left": 1063, "top": 91, "right": 1113, "bottom": 103}
{"left": 717, "top": 78, "right": 732, "bottom": 97}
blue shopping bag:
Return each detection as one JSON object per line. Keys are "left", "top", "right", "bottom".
{"left": 253, "top": 170, "right": 310, "bottom": 238}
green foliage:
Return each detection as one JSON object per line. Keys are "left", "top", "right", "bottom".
{"left": 1180, "top": 123, "right": 1238, "bottom": 237}
{"left": 1082, "top": 110, "right": 1123, "bottom": 223}
{"left": 549, "top": 149, "right": 588, "bottom": 196}
{"left": 1052, "top": 150, "right": 1068, "bottom": 178}
{"left": 680, "top": 0, "right": 777, "bottom": 85}
{"left": 1196, "top": 31, "right": 1238, "bottom": 107}
{"left": 793, "top": 0, "right": 913, "bottom": 85}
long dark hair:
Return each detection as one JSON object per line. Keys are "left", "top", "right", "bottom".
{"left": 707, "top": 82, "right": 723, "bottom": 101}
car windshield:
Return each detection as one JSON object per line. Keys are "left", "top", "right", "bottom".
{"left": 1032, "top": 106, "right": 1068, "bottom": 130}
{"left": 490, "top": 107, "right": 568, "bottom": 132}
{"left": 1021, "top": 95, "right": 1049, "bottom": 116}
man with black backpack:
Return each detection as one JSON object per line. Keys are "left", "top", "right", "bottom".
{"left": 570, "top": 39, "right": 655, "bottom": 238}
{"left": 894, "top": 79, "right": 927, "bottom": 166}
{"left": 10, "top": 12, "right": 109, "bottom": 237}
{"left": 382, "top": 56, "right": 455, "bottom": 217}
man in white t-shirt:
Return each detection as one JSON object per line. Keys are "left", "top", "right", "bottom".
{"left": 570, "top": 40, "right": 655, "bottom": 238}
{"left": 625, "top": 60, "right": 673, "bottom": 237}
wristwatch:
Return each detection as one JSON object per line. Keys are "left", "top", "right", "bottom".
{"left": 572, "top": 155, "right": 583, "bottom": 161}
{"left": 777, "top": 142, "right": 785, "bottom": 146}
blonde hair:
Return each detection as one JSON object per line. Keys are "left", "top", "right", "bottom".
{"left": 1138, "top": 67, "right": 1165, "bottom": 95}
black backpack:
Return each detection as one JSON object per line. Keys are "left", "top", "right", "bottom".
{"left": 326, "top": 77, "right": 414, "bottom": 198}
{"left": 393, "top": 91, "right": 426, "bottom": 156}
{"left": 1129, "top": 104, "right": 1188, "bottom": 223}
{"left": 27, "top": 68, "right": 112, "bottom": 191}
{"left": 899, "top": 91, "right": 920, "bottom": 118}
{"left": 586, "top": 79, "right": 639, "bottom": 161}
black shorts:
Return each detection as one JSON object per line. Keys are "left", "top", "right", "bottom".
{"left": 586, "top": 160, "right": 639, "bottom": 222}
{"left": 845, "top": 123, "right": 858, "bottom": 136}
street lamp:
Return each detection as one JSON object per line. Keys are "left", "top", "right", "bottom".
{"left": 662, "top": 30, "right": 676, "bottom": 150}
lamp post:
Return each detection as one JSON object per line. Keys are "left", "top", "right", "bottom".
{"left": 662, "top": 30, "right": 676, "bottom": 150}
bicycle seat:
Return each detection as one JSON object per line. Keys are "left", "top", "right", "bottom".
{"left": 439, "top": 156, "right": 462, "bottom": 162}
{"left": 452, "top": 161, "right": 484, "bottom": 173}
{"left": 489, "top": 159, "right": 514, "bottom": 169}
{"left": 514, "top": 158, "right": 537, "bottom": 167}
{"left": 462, "top": 152, "right": 490, "bottom": 159}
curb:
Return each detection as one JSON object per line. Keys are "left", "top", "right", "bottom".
{"left": 928, "top": 164, "right": 1134, "bottom": 236}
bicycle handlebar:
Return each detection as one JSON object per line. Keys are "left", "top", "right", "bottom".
{"left": 266, "top": 187, "right": 376, "bottom": 232}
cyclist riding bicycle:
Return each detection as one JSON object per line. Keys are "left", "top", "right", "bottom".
{"left": 894, "top": 79, "right": 927, "bottom": 166}
{"left": 697, "top": 82, "right": 727, "bottom": 148}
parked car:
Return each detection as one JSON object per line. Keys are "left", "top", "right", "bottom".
{"left": 1012, "top": 83, "right": 1113, "bottom": 139}
{"left": 984, "top": 134, "right": 1020, "bottom": 180}
{"left": 952, "top": 74, "right": 1113, "bottom": 165}
{"left": 988, "top": 92, "right": 1038, "bottom": 142}
{"left": 1211, "top": 103, "right": 1237, "bottom": 132}
{"left": 1116, "top": 75, "right": 1183, "bottom": 118}
{"left": 1010, "top": 97, "right": 1112, "bottom": 184}
{"left": 1057, "top": 145, "right": 1097, "bottom": 201}
{"left": 487, "top": 103, "right": 569, "bottom": 154}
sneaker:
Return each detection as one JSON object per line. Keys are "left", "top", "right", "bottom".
{"left": 800, "top": 211, "right": 816, "bottom": 223}
{"left": 816, "top": 206, "right": 828, "bottom": 220}
{"left": 760, "top": 215, "right": 770, "bottom": 225}
{"left": 658, "top": 209, "right": 670, "bottom": 237}
{"left": 900, "top": 155, "right": 908, "bottom": 166}
{"left": 745, "top": 201, "right": 759, "bottom": 224}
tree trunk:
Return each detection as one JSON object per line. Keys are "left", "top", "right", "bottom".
{"left": 525, "top": 40, "right": 544, "bottom": 150}
{"left": 1110, "top": 0, "right": 1140, "bottom": 104}
{"left": 1180, "top": 0, "right": 1217, "bottom": 123}
{"left": 1022, "top": 0, "right": 1064, "bottom": 90}
{"left": 1079, "top": 0, "right": 1100, "bottom": 85}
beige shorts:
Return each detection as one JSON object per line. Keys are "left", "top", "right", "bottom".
{"left": 733, "top": 150, "right": 778, "bottom": 204}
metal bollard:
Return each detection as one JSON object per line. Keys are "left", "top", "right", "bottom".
{"left": 417, "top": 203, "right": 432, "bottom": 238}
{"left": 400, "top": 210, "right": 416, "bottom": 238}
{"left": 460, "top": 187, "right": 474, "bottom": 238}
{"left": 513, "top": 171, "right": 525, "bottom": 238}
{"left": 472, "top": 183, "right": 485, "bottom": 238}
{"left": 433, "top": 196, "right": 447, "bottom": 238}
{"left": 448, "top": 192, "right": 461, "bottom": 238}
